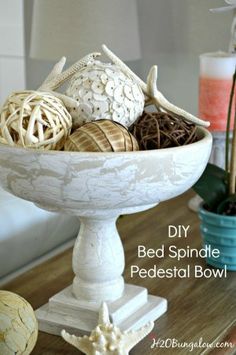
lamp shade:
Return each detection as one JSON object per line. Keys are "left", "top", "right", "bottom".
{"left": 30, "top": 0, "right": 141, "bottom": 61}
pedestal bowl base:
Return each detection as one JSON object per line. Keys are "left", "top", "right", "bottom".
{"left": 36, "top": 284, "right": 167, "bottom": 335}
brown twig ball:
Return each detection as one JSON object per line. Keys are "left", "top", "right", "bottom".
{"left": 64, "top": 119, "right": 139, "bottom": 152}
{"left": 131, "top": 111, "right": 198, "bottom": 150}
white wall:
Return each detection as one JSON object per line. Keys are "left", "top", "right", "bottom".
{"left": 24, "top": 0, "right": 233, "bottom": 115}
{"left": 137, "top": 0, "right": 233, "bottom": 115}
{"left": 0, "top": 0, "right": 25, "bottom": 104}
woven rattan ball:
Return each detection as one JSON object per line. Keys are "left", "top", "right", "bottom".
{"left": 64, "top": 119, "right": 139, "bottom": 152}
{"left": 131, "top": 111, "right": 198, "bottom": 150}
{"left": 0, "top": 290, "right": 38, "bottom": 355}
{"left": 0, "top": 91, "right": 72, "bottom": 150}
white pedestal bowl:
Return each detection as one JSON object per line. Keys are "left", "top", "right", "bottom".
{"left": 0, "top": 127, "right": 212, "bottom": 335}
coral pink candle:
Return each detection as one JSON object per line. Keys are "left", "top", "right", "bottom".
{"left": 199, "top": 52, "right": 236, "bottom": 131}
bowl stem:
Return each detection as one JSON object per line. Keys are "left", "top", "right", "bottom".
{"left": 72, "top": 214, "right": 125, "bottom": 303}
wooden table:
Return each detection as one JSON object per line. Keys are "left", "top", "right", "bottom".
{"left": 3, "top": 191, "right": 236, "bottom": 354}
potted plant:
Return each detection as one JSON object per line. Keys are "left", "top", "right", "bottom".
{"left": 193, "top": 69, "right": 236, "bottom": 271}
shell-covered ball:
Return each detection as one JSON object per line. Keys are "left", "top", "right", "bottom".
{"left": 66, "top": 61, "right": 144, "bottom": 128}
{"left": 0, "top": 91, "right": 72, "bottom": 150}
{"left": 64, "top": 119, "right": 139, "bottom": 152}
{"left": 0, "top": 290, "right": 38, "bottom": 355}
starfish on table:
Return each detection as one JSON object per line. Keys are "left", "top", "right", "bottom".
{"left": 61, "top": 302, "right": 154, "bottom": 355}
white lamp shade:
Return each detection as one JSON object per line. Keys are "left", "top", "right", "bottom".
{"left": 30, "top": 0, "right": 141, "bottom": 61}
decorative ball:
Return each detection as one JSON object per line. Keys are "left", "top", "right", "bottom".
{"left": 64, "top": 119, "right": 139, "bottom": 152}
{"left": 0, "top": 290, "right": 38, "bottom": 355}
{"left": 66, "top": 61, "right": 144, "bottom": 128}
{"left": 0, "top": 91, "right": 72, "bottom": 150}
{"left": 131, "top": 111, "right": 198, "bottom": 150}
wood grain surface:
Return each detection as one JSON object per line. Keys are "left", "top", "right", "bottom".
{"left": 3, "top": 191, "right": 236, "bottom": 355}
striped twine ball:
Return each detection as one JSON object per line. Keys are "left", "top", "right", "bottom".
{"left": 64, "top": 119, "right": 139, "bottom": 152}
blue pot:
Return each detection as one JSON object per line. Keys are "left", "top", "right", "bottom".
{"left": 199, "top": 205, "right": 236, "bottom": 271}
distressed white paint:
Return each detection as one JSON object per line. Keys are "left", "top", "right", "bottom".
{"left": 72, "top": 216, "right": 125, "bottom": 302}
{"left": 36, "top": 284, "right": 167, "bottom": 335}
{"left": 0, "top": 127, "right": 212, "bottom": 334}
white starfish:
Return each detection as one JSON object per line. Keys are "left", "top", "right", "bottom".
{"left": 210, "top": 0, "right": 236, "bottom": 12}
{"left": 102, "top": 44, "right": 209, "bottom": 127}
{"left": 38, "top": 52, "right": 101, "bottom": 109}
{"left": 61, "top": 302, "right": 154, "bottom": 355}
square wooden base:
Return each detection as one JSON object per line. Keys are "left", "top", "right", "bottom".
{"left": 36, "top": 284, "right": 167, "bottom": 336}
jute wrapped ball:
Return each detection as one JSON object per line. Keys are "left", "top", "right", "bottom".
{"left": 0, "top": 91, "right": 72, "bottom": 150}
{"left": 64, "top": 119, "right": 139, "bottom": 152}
{"left": 0, "top": 290, "right": 38, "bottom": 355}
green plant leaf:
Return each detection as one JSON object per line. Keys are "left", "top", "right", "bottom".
{"left": 192, "top": 163, "right": 228, "bottom": 210}
{"left": 217, "top": 194, "right": 236, "bottom": 215}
